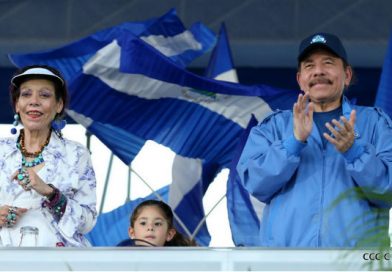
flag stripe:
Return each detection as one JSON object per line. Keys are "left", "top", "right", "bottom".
{"left": 69, "top": 72, "right": 243, "bottom": 165}
{"left": 375, "top": 31, "right": 392, "bottom": 117}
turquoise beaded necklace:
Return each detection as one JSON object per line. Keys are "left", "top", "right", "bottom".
{"left": 17, "top": 129, "right": 51, "bottom": 168}
{"left": 21, "top": 153, "right": 44, "bottom": 168}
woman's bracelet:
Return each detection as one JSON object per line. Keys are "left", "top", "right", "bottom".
{"left": 43, "top": 184, "right": 67, "bottom": 220}
{"left": 46, "top": 184, "right": 57, "bottom": 202}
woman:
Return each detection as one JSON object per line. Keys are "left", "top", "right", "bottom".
{"left": 0, "top": 65, "right": 97, "bottom": 247}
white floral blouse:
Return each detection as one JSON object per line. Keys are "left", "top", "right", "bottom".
{"left": 0, "top": 132, "right": 97, "bottom": 247}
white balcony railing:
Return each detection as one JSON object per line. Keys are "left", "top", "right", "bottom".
{"left": 0, "top": 247, "right": 390, "bottom": 271}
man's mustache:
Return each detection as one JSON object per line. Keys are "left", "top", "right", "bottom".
{"left": 309, "top": 78, "right": 332, "bottom": 87}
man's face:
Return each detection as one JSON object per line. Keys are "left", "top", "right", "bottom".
{"left": 297, "top": 48, "right": 352, "bottom": 109}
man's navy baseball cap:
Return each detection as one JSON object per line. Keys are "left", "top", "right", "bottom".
{"left": 298, "top": 32, "right": 348, "bottom": 63}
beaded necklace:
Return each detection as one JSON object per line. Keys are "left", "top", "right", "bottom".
{"left": 17, "top": 129, "right": 51, "bottom": 168}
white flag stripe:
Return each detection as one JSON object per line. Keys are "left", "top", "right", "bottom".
{"left": 66, "top": 109, "right": 93, "bottom": 128}
{"left": 141, "top": 31, "right": 202, "bottom": 57}
{"left": 170, "top": 155, "right": 203, "bottom": 209}
{"left": 83, "top": 41, "right": 272, "bottom": 128}
{"left": 214, "top": 69, "right": 239, "bottom": 83}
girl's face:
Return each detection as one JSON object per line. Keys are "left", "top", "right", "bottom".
{"left": 129, "top": 205, "right": 176, "bottom": 246}
{"left": 15, "top": 79, "right": 63, "bottom": 134}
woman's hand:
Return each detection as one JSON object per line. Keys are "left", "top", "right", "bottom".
{"left": 0, "top": 205, "right": 27, "bottom": 227}
{"left": 12, "top": 168, "right": 54, "bottom": 197}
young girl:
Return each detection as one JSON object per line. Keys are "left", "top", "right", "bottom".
{"left": 128, "top": 200, "right": 196, "bottom": 246}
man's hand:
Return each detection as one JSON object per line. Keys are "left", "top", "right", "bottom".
{"left": 293, "top": 92, "right": 314, "bottom": 142}
{"left": 324, "top": 110, "right": 356, "bottom": 153}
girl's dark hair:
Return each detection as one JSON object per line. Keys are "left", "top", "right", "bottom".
{"left": 130, "top": 200, "right": 197, "bottom": 246}
{"left": 9, "top": 65, "right": 69, "bottom": 117}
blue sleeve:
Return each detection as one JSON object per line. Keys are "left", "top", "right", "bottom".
{"left": 342, "top": 141, "right": 365, "bottom": 163}
{"left": 236, "top": 117, "right": 303, "bottom": 203}
{"left": 345, "top": 108, "right": 392, "bottom": 207}
{"left": 283, "top": 134, "right": 307, "bottom": 157}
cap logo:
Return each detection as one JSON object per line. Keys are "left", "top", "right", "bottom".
{"left": 310, "top": 35, "right": 326, "bottom": 44}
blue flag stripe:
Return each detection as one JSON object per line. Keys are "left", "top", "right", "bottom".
{"left": 85, "top": 186, "right": 169, "bottom": 246}
{"left": 68, "top": 73, "right": 243, "bottom": 165}
{"left": 375, "top": 30, "right": 392, "bottom": 117}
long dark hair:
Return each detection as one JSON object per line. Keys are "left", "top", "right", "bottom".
{"left": 130, "top": 200, "right": 197, "bottom": 246}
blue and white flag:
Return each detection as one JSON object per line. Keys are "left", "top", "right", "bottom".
{"left": 375, "top": 30, "right": 392, "bottom": 117}
{"left": 206, "top": 24, "right": 265, "bottom": 246}
{"left": 202, "top": 24, "right": 267, "bottom": 246}
{"left": 204, "top": 23, "right": 238, "bottom": 83}
{"left": 226, "top": 115, "right": 264, "bottom": 246}
{"left": 114, "top": 29, "right": 298, "bottom": 245}
{"left": 170, "top": 24, "right": 239, "bottom": 246}
{"left": 65, "top": 34, "right": 297, "bottom": 245}
{"left": 9, "top": 8, "right": 214, "bottom": 82}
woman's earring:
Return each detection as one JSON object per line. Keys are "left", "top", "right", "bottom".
{"left": 51, "top": 118, "right": 67, "bottom": 132}
{"left": 11, "top": 113, "right": 19, "bottom": 135}
{"left": 51, "top": 116, "right": 67, "bottom": 138}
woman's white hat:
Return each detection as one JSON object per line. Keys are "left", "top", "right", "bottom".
{"left": 11, "top": 67, "right": 64, "bottom": 87}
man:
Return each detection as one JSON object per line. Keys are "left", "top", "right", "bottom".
{"left": 237, "top": 32, "right": 392, "bottom": 247}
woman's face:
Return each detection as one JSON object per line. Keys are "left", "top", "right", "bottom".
{"left": 15, "top": 79, "right": 63, "bottom": 134}
{"left": 129, "top": 205, "right": 176, "bottom": 246}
